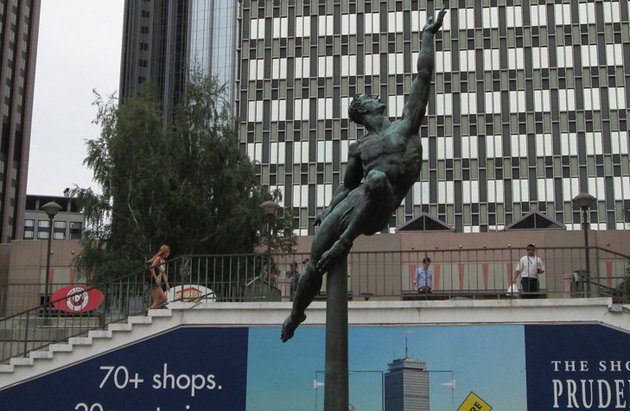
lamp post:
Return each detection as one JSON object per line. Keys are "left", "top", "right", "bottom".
{"left": 349, "top": 370, "right": 385, "bottom": 411}
{"left": 260, "top": 200, "right": 281, "bottom": 282}
{"left": 42, "top": 201, "right": 62, "bottom": 317}
{"left": 314, "top": 369, "right": 385, "bottom": 411}
{"left": 572, "top": 193, "right": 596, "bottom": 296}
{"left": 430, "top": 369, "right": 456, "bottom": 411}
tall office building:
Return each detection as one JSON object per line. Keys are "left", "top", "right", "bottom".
{"left": 384, "top": 356, "right": 430, "bottom": 410}
{"left": 0, "top": 0, "right": 40, "bottom": 242}
{"left": 237, "top": 1, "right": 630, "bottom": 235}
{"left": 120, "top": 0, "right": 240, "bottom": 123}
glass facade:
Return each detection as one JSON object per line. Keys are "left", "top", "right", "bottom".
{"left": 238, "top": 0, "right": 630, "bottom": 235}
{"left": 190, "top": 0, "right": 239, "bottom": 103}
{"left": 121, "top": 0, "right": 239, "bottom": 121}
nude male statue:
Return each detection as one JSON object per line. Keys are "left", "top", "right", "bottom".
{"left": 281, "top": 7, "right": 447, "bottom": 342}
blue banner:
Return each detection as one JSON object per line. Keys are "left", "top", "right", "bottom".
{"left": 525, "top": 325, "right": 630, "bottom": 410}
{"left": 0, "top": 328, "right": 248, "bottom": 411}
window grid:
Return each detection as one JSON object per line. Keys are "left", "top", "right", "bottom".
{"left": 238, "top": 0, "right": 630, "bottom": 233}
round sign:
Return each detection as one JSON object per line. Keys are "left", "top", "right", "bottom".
{"left": 51, "top": 285, "right": 104, "bottom": 313}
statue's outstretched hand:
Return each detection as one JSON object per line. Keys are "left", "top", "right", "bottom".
{"left": 423, "top": 7, "right": 447, "bottom": 34}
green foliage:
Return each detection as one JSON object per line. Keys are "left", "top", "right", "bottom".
{"left": 74, "top": 75, "right": 295, "bottom": 281}
{"left": 264, "top": 188, "right": 298, "bottom": 255}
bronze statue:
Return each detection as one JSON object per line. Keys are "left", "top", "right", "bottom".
{"left": 282, "top": 8, "right": 447, "bottom": 342}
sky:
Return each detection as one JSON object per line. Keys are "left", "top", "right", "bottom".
{"left": 27, "top": 0, "right": 124, "bottom": 196}
{"left": 246, "top": 325, "right": 527, "bottom": 411}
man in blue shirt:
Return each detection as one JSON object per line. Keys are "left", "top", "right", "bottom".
{"left": 414, "top": 257, "right": 433, "bottom": 294}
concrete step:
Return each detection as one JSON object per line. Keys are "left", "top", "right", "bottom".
{"left": 68, "top": 337, "right": 93, "bottom": 346}
{"left": 10, "top": 357, "right": 33, "bottom": 367}
{"left": 148, "top": 308, "right": 172, "bottom": 317}
{"left": 29, "top": 350, "right": 53, "bottom": 360}
{"left": 49, "top": 343, "right": 72, "bottom": 353}
{"left": 108, "top": 323, "right": 133, "bottom": 332}
{"left": 128, "top": 315, "right": 152, "bottom": 324}
{"left": 88, "top": 330, "right": 113, "bottom": 339}
{"left": 0, "top": 364, "right": 14, "bottom": 373}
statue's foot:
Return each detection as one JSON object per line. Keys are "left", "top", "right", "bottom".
{"left": 281, "top": 312, "right": 306, "bottom": 342}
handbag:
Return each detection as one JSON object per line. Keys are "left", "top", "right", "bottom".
{"left": 506, "top": 282, "right": 521, "bottom": 297}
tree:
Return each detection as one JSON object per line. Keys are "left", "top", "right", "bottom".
{"left": 74, "top": 74, "right": 295, "bottom": 281}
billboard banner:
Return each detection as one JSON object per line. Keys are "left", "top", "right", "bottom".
{"left": 525, "top": 324, "right": 630, "bottom": 410}
{"left": 0, "top": 328, "right": 248, "bottom": 411}
{"left": 1, "top": 323, "right": 629, "bottom": 410}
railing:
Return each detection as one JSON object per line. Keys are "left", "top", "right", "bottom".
{"left": 0, "top": 246, "right": 628, "bottom": 363}
{"left": 0, "top": 271, "right": 147, "bottom": 363}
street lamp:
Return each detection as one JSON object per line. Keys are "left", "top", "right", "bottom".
{"left": 572, "top": 193, "right": 596, "bottom": 296}
{"left": 260, "top": 200, "right": 281, "bottom": 282}
{"left": 42, "top": 201, "right": 62, "bottom": 317}
{"left": 314, "top": 369, "right": 385, "bottom": 411}
{"left": 349, "top": 370, "right": 385, "bottom": 411}
{"left": 430, "top": 369, "right": 456, "bottom": 411}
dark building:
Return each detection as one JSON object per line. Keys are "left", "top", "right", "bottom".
{"left": 0, "top": 0, "right": 41, "bottom": 243}
{"left": 119, "top": 0, "right": 240, "bottom": 124}
{"left": 385, "top": 356, "right": 430, "bottom": 411}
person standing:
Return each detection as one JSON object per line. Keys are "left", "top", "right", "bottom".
{"left": 148, "top": 244, "right": 171, "bottom": 308}
{"left": 514, "top": 244, "right": 544, "bottom": 299}
{"left": 414, "top": 257, "right": 433, "bottom": 294}
{"left": 285, "top": 261, "right": 300, "bottom": 300}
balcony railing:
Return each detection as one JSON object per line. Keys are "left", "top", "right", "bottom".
{"left": 0, "top": 246, "right": 628, "bottom": 363}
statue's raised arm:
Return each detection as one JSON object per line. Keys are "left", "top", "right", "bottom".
{"left": 400, "top": 7, "right": 447, "bottom": 135}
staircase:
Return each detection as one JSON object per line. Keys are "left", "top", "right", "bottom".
{"left": 0, "top": 306, "right": 176, "bottom": 389}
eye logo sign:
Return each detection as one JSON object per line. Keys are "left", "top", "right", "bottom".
{"left": 52, "top": 285, "right": 104, "bottom": 313}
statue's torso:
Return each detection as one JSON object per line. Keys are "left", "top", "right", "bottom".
{"left": 355, "top": 126, "right": 422, "bottom": 205}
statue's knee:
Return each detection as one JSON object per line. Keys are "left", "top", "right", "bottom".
{"left": 365, "top": 170, "right": 388, "bottom": 193}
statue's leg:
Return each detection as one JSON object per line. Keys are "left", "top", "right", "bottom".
{"left": 281, "top": 209, "right": 346, "bottom": 342}
{"left": 280, "top": 261, "right": 321, "bottom": 342}
{"left": 318, "top": 170, "right": 393, "bottom": 272}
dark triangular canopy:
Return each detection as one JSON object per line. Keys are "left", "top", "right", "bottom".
{"left": 396, "top": 212, "right": 453, "bottom": 232}
{"left": 506, "top": 211, "right": 566, "bottom": 230}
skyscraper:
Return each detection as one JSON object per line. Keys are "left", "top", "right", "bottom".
{"left": 385, "top": 356, "right": 430, "bottom": 410}
{"left": 120, "top": 0, "right": 240, "bottom": 123}
{"left": 0, "top": 0, "right": 41, "bottom": 242}
{"left": 237, "top": 1, "right": 630, "bottom": 235}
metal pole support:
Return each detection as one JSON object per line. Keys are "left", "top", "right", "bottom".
{"left": 582, "top": 207, "right": 591, "bottom": 297}
{"left": 324, "top": 258, "right": 349, "bottom": 411}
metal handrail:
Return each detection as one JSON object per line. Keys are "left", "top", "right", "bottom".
{"left": 0, "top": 247, "right": 628, "bottom": 363}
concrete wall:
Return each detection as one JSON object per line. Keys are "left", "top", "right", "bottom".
{"left": 294, "top": 228, "right": 630, "bottom": 258}
{"left": 0, "top": 239, "right": 81, "bottom": 315}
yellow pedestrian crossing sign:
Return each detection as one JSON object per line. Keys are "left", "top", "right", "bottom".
{"left": 457, "top": 391, "right": 492, "bottom": 411}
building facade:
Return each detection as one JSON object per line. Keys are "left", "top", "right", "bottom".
{"left": 0, "top": 0, "right": 41, "bottom": 242}
{"left": 237, "top": 0, "right": 630, "bottom": 235}
{"left": 120, "top": 0, "right": 240, "bottom": 122}
{"left": 22, "top": 194, "right": 83, "bottom": 241}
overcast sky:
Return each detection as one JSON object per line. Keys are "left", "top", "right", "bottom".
{"left": 27, "top": 0, "right": 124, "bottom": 196}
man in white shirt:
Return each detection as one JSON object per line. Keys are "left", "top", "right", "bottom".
{"left": 514, "top": 243, "right": 545, "bottom": 299}
{"left": 414, "top": 257, "right": 433, "bottom": 294}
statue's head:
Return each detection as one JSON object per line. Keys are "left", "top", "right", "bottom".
{"left": 348, "top": 93, "right": 387, "bottom": 125}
